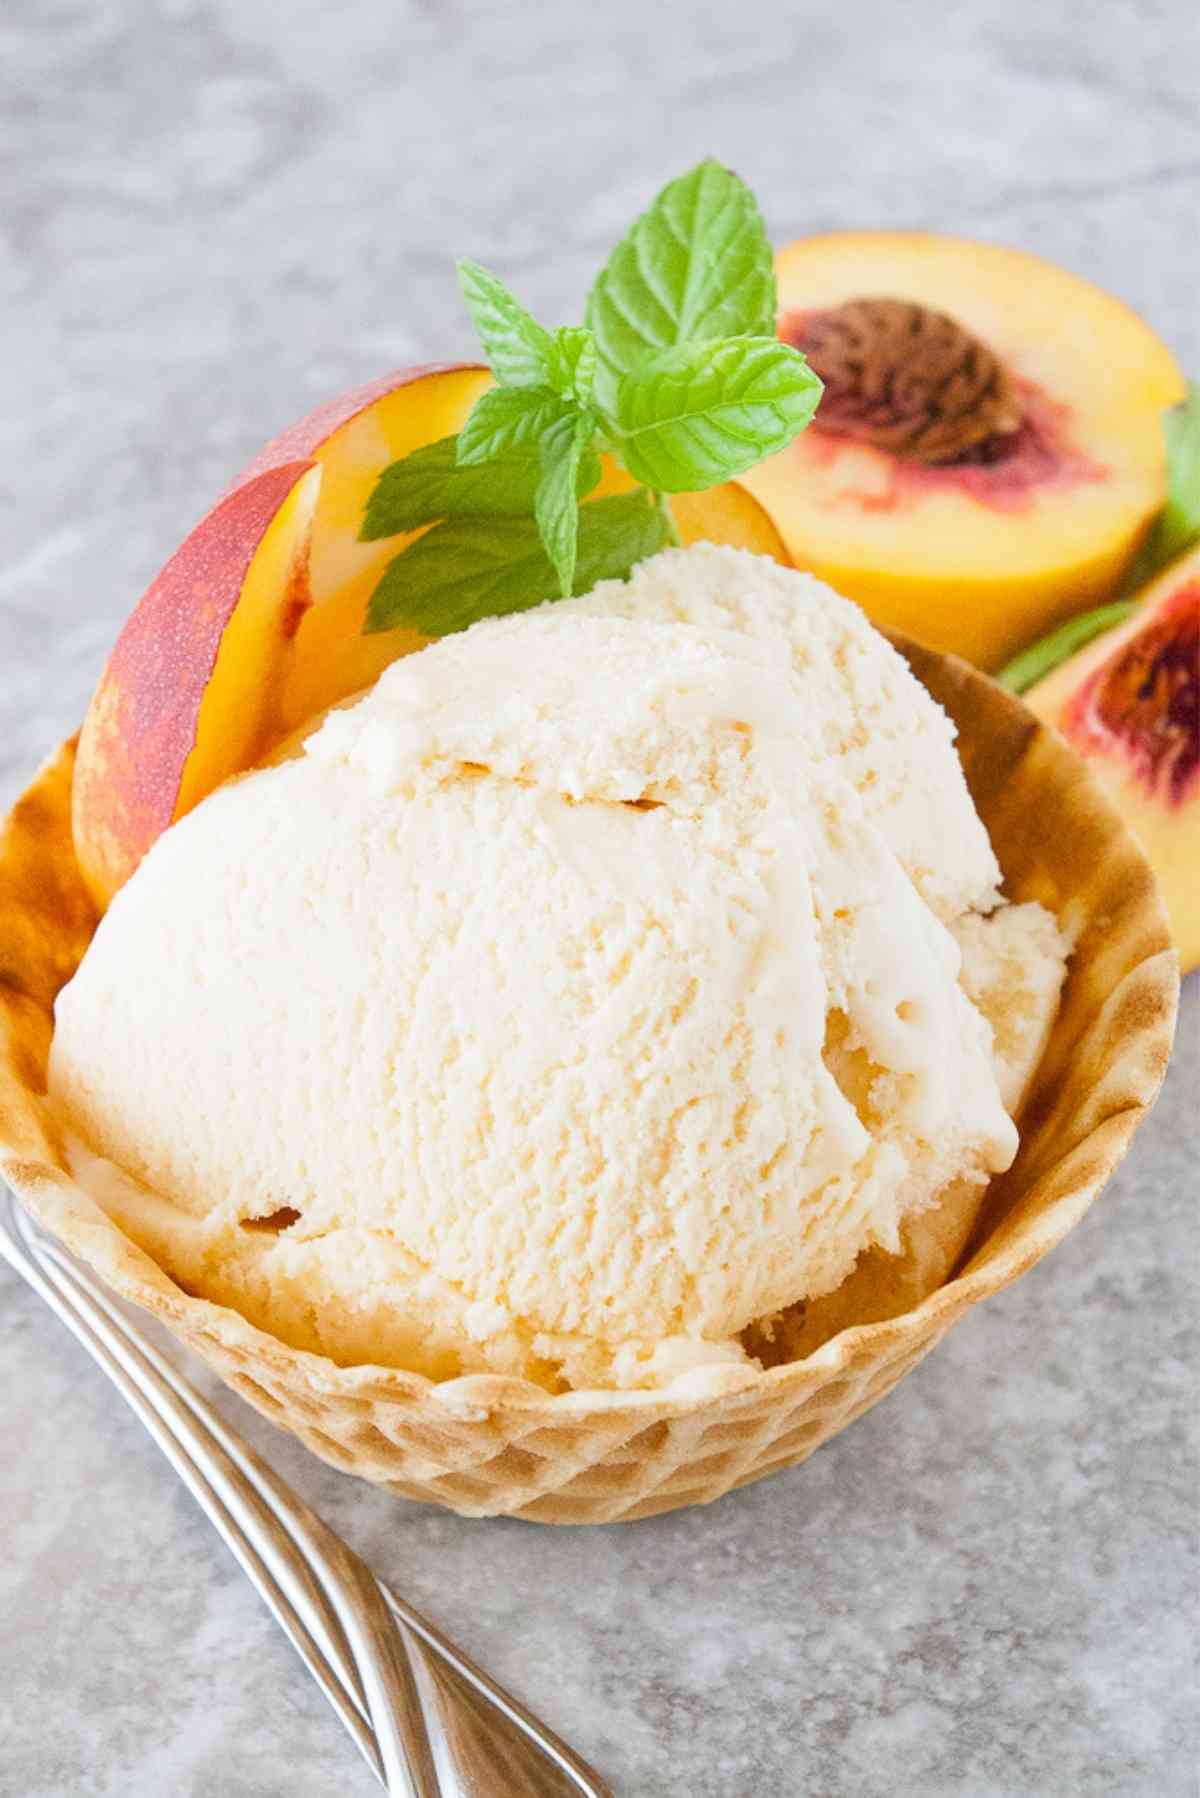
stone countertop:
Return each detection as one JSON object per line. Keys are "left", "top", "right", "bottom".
{"left": 1, "top": 2, "right": 1196, "bottom": 1793}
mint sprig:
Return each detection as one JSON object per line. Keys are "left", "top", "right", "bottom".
{"left": 362, "top": 160, "right": 822, "bottom": 636}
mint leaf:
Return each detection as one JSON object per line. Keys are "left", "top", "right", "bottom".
{"left": 570, "top": 493, "right": 670, "bottom": 591}
{"left": 586, "top": 160, "right": 777, "bottom": 407}
{"left": 457, "top": 260, "right": 556, "bottom": 388}
{"left": 547, "top": 326, "right": 598, "bottom": 405}
{"left": 610, "top": 337, "right": 822, "bottom": 492}
{"left": 360, "top": 434, "right": 603, "bottom": 540}
{"left": 457, "top": 385, "right": 573, "bottom": 466}
{"left": 535, "top": 410, "right": 599, "bottom": 596}
{"left": 365, "top": 491, "right": 671, "bottom": 637}
{"left": 361, "top": 437, "right": 541, "bottom": 538}
{"left": 1126, "top": 381, "right": 1200, "bottom": 591}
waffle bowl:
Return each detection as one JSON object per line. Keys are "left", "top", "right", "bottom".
{"left": 0, "top": 641, "right": 1178, "bottom": 1523}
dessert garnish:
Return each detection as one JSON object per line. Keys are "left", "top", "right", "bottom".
{"left": 360, "top": 160, "right": 822, "bottom": 637}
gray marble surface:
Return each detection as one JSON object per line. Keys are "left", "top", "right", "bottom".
{"left": 2, "top": 2, "right": 1197, "bottom": 1793}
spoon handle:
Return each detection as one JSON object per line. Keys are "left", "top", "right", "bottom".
{"left": 1, "top": 1184, "right": 611, "bottom": 1798}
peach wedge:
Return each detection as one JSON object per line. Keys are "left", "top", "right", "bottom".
{"left": 231, "top": 363, "right": 493, "bottom": 729}
{"left": 72, "top": 365, "right": 488, "bottom": 907}
{"left": 73, "top": 460, "right": 321, "bottom": 910}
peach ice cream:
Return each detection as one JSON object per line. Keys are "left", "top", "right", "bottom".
{"left": 49, "top": 547, "right": 1066, "bottom": 1392}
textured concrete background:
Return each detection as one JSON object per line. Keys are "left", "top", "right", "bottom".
{"left": 1, "top": 2, "right": 1197, "bottom": 1793}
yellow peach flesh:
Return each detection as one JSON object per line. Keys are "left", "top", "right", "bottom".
{"left": 277, "top": 367, "right": 491, "bottom": 727}
{"left": 742, "top": 233, "right": 1186, "bottom": 669}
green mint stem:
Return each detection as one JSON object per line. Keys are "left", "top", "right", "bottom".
{"left": 996, "top": 599, "right": 1137, "bottom": 695}
{"left": 654, "top": 491, "right": 681, "bottom": 548}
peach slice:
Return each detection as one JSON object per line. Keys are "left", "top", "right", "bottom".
{"left": 229, "top": 364, "right": 493, "bottom": 729}
{"left": 73, "top": 461, "right": 321, "bottom": 910}
{"left": 72, "top": 366, "right": 489, "bottom": 907}
{"left": 741, "top": 233, "right": 1186, "bottom": 669}
{"left": 1025, "top": 545, "right": 1200, "bottom": 971}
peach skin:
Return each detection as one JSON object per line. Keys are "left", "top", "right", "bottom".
{"left": 72, "top": 461, "right": 321, "bottom": 910}
{"left": 1025, "top": 544, "right": 1200, "bottom": 972}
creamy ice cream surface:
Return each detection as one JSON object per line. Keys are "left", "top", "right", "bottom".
{"left": 50, "top": 547, "right": 1066, "bottom": 1392}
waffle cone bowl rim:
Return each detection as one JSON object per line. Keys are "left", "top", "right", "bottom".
{"left": 0, "top": 637, "right": 1179, "bottom": 1521}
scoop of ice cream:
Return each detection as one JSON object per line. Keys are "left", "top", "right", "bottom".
{"left": 51, "top": 547, "right": 1027, "bottom": 1392}
{"left": 557, "top": 545, "right": 1003, "bottom": 924}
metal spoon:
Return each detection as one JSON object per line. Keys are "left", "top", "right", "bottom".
{"left": 0, "top": 1182, "right": 612, "bottom": 1798}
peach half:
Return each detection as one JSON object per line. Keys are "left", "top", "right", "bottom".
{"left": 741, "top": 233, "right": 1186, "bottom": 669}
{"left": 72, "top": 364, "right": 790, "bottom": 908}
{"left": 1025, "top": 545, "right": 1200, "bottom": 972}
